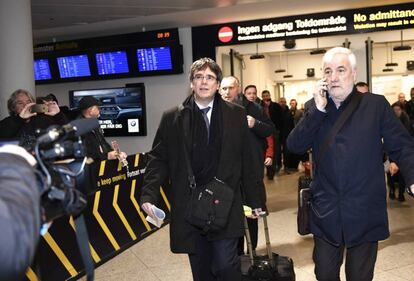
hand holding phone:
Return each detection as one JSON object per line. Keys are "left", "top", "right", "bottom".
{"left": 19, "top": 103, "right": 37, "bottom": 119}
{"left": 31, "top": 104, "right": 48, "bottom": 114}
{"left": 313, "top": 78, "right": 328, "bottom": 112}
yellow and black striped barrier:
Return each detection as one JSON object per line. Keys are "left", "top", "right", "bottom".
{"left": 25, "top": 153, "right": 170, "bottom": 281}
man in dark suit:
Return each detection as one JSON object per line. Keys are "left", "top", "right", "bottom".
{"left": 78, "top": 96, "right": 127, "bottom": 161}
{"left": 140, "top": 58, "right": 263, "bottom": 281}
{"left": 260, "top": 90, "right": 283, "bottom": 178}
{"left": 287, "top": 47, "right": 414, "bottom": 281}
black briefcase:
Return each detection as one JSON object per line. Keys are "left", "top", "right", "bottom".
{"left": 241, "top": 214, "right": 295, "bottom": 281}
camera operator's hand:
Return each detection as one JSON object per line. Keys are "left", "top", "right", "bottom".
{"left": 141, "top": 202, "right": 156, "bottom": 219}
{"left": 44, "top": 101, "right": 60, "bottom": 116}
{"left": 313, "top": 78, "right": 328, "bottom": 112}
{"left": 19, "top": 103, "right": 36, "bottom": 119}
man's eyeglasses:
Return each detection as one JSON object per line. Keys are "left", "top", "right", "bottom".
{"left": 193, "top": 74, "right": 217, "bottom": 82}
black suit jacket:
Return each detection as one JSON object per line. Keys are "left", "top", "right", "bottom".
{"left": 140, "top": 93, "right": 261, "bottom": 254}
{"left": 261, "top": 100, "right": 283, "bottom": 131}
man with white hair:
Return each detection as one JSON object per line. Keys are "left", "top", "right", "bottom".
{"left": 287, "top": 47, "right": 414, "bottom": 281}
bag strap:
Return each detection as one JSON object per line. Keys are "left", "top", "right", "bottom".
{"left": 74, "top": 214, "right": 95, "bottom": 281}
{"left": 318, "top": 92, "right": 364, "bottom": 162}
{"left": 178, "top": 105, "right": 197, "bottom": 190}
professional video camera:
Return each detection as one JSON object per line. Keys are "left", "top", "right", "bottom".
{"left": 34, "top": 118, "right": 98, "bottom": 222}
{"left": 33, "top": 118, "right": 99, "bottom": 281}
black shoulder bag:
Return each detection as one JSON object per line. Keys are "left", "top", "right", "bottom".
{"left": 178, "top": 106, "right": 234, "bottom": 233}
{"left": 298, "top": 92, "right": 364, "bottom": 235}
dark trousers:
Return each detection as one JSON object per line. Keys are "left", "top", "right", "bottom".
{"left": 313, "top": 236, "right": 378, "bottom": 281}
{"left": 189, "top": 232, "right": 241, "bottom": 281}
{"left": 238, "top": 218, "right": 258, "bottom": 255}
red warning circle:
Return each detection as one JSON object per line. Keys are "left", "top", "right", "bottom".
{"left": 218, "top": 26, "right": 233, "bottom": 43}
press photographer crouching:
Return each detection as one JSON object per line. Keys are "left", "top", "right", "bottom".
{"left": 0, "top": 118, "right": 100, "bottom": 281}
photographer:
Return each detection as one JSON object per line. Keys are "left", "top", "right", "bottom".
{"left": 0, "top": 145, "right": 40, "bottom": 281}
{"left": 0, "top": 89, "right": 68, "bottom": 149}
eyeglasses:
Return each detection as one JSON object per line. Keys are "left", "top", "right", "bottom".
{"left": 193, "top": 74, "right": 217, "bottom": 82}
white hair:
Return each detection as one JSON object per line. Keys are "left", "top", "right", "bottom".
{"left": 322, "top": 47, "right": 357, "bottom": 71}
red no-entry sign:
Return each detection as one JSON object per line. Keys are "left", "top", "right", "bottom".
{"left": 218, "top": 26, "right": 233, "bottom": 43}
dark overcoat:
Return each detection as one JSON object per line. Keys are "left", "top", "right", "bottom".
{"left": 287, "top": 89, "right": 414, "bottom": 247}
{"left": 238, "top": 95, "right": 275, "bottom": 207}
{"left": 140, "top": 93, "right": 261, "bottom": 253}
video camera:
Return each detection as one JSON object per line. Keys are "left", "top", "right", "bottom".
{"left": 33, "top": 118, "right": 99, "bottom": 223}
{"left": 32, "top": 118, "right": 99, "bottom": 281}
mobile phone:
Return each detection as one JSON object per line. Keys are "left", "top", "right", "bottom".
{"left": 31, "top": 104, "right": 48, "bottom": 113}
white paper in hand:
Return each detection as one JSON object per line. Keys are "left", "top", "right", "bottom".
{"left": 145, "top": 205, "right": 166, "bottom": 228}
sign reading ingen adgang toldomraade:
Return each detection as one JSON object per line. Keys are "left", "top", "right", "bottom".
{"left": 210, "top": 3, "right": 414, "bottom": 45}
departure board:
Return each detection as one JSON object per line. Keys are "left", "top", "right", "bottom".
{"left": 57, "top": 54, "right": 91, "bottom": 78}
{"left": 136, "top": 47, "right": 173, "bottom": 72}
{"left": 96, "top": 51, "right": 129, "bottom": 75}
{"left": 34, "top": 59, "right": 52, "bottom": 80}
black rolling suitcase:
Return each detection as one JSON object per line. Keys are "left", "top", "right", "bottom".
{"left": 241, "top": 214, "right": 295, "bottom": 281}
{"left": 297, "top": 151, "right": 313, "bottom": 236}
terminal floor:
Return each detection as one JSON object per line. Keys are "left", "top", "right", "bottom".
{"left": 82, "top": 170, "right": 414, "bottom": 281}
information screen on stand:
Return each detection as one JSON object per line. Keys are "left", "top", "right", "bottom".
{"left": 57, "top": 54, "right": 91, "bottom": 78}
{"left": 136, "top": 47, "right": 173, "bottom": 72}
{"left": 96, "top": 51, "right": 129, "bottom": 75}
{"left": 34, "top": 59, "right": 52, "bottom": 81}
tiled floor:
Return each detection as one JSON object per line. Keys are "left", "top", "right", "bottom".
{"left": 85, "top": 170, "right": 414, "bottom": 281}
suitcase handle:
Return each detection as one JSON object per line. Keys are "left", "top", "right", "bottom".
{"left": 243, "top": 217, "right": 255, "bottom": 266}
{"left": 244, "top": 213, "right": 274, "bottom": 264}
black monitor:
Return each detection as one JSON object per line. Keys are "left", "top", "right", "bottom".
{"left": 95, "top": 50, "right": 129, "bottom": 75}
{"left": 57, "top": 54, "right": 91, "bottom": 78}
{"left": 34, "top": 59, "right": 52, "bottom": 81}
{"left": 136, "top": 46, "right": 173, "bottom": 72}
{"left": 69, "top": 84, "right": 147, "bottom": 137}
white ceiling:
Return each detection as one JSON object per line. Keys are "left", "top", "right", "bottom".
{"left": 32, "top": 0, "right": 413, "bottom": 43}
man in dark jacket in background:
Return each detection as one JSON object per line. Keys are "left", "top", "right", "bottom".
{"left": 220, "top": 76, "right": 274, "bottom": 255}
{"left": 260, "top": 90, "right": 283, "bottom": 179}
{"left": 78, "top": 96, "right": 127, "bottom": 161}
{"left": 287, "top": 47, "right": 414, "bottom": 281}
{"left": 140, "top": 58, "right": 263, "bottom": 281}
{"left": 0, "top": 145, "right": 40, "bottom": 281}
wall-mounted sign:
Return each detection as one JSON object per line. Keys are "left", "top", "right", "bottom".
{"left": 218, "top": 26, "right": 234, "bottom": 43}
{"left": 192, "top": 2, "right": 414, "bottom": 59}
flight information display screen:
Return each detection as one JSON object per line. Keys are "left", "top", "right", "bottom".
{"left": 96, "top": 50, "right": 129, "bottom": 75}
{"left": 34, "top": 59, "right": 52, "bottom": 80}
{"left": 57, "top": 54, "right": 91, "bottom": 78}
{"left": 136, "top": 46, "right": 173, "bottom": 72}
